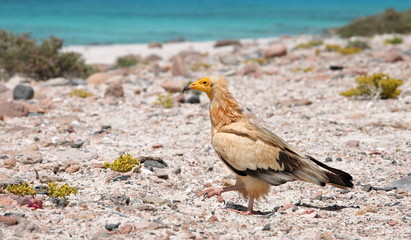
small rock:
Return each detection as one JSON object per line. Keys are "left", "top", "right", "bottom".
{"left": 0, "top": 83, "right": 9, "bottom": 93}
{"left": 384, "top": 52, "right": 404, "bottom": 63}
{"left": 112, "top": 175, "right": 131, "bottom": 182}
{"left": 346, "top": 140, "right": 360, "bottom": 147}
{"left": 72, "top": 78, "right": 87, "bottom": 86}
{"left": 50, "top": 197, "right": 69, "bottom": 208}
{"left": 264, "top": 43, "right": 287, "bottom": 58}
{"left": 186, "top": 95, "right": 200, "bottom": 104}
{"left": 362, "top": 184, "right": 372, "bottom": 192}
{"left": 154, "top": 169, "right": 170, "bottom": 180}
{"left": 214, "top": 39, "right": 241, "bottom": 48}
{"left": 174, "top": 93, "right": 185, "bottom": 103}
{"left": 65, "top": 165, "right": 80, "bottom": 173}
{"left": 44, "top": 77, "right": 70, "bottom": 86}
{"left": 365, "top": 205, "right": 378, "bottom": 213}
{"left": 329, "top": 65, "right": 344, "bottom": 71}
{"left": 0, "top": 216, "right": 18, "bottom": 226}
{"left": 0, "top": 195, "right": 19, "bottom": 206}
{"left": 4, "top": 158, "right": 17, "bottom": 168}
{"left": 278, "top": 99, "right": 312, "bottom": 107}
{"left": 145, "top": 54, "right": 162, "bottom": 62}
{"left": 110, "top": 195, "right": 130, "bottom": 206}
{"left": 19, "top": 152, "right": 43, "bottom": 164}
{"left": 388, "top": 220, "right": 398, "bottom": 226}
{"left": 105, "top": 83, "right": 124, "bottom": 98}
{"left": 0, "top": 102, "right": 30, "bottom": 117}
{"left": 13, "top": 84, "right": 34, "bottom": 100}
{"left": 105, "top": 223, "right": 120, "bottom": 231}
{"left": 142, "top": 195, "right": 168, "bottom": 205}
{"left": 143, "top": 160, "right": 167, "bottom": 169}
{"left": 87, "top": 72, "right": 112, "bottom": 85}
{"left": 385, "top": 175, "right": 411, "bottom": 194}
{"left": 208, "top": 215, "right": 218, "bottom": 222}
{"left": 236, "top": 63, "right": 263, "bottom": 78}
{"left": 325, "top": 157, "right": 332, "bottom": 162}
{"left": 161, "top": 79, "right": 184, "bottom": 93}
{"left": 262, "top": 223, "right": 271, "bottom": 231}
{"left": 173, "top": 167, "right": 182, "bottom": 175}
{"left": 40, "top": 174, "right": 63, "bottom": 183}
{"left": 220, "top": 55, "right": 239, "bottom": 65}
{"left": 70, "top": 140, "right": 84, "bottom": 149}
{"left": 119, "top": 223, "right": 134, "bottom": 234}
{"left": 148, "top": 42, "right": 162, "bottom": 48}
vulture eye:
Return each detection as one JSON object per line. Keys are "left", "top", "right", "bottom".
{"left": 203, "top": 81, "right": 207, "bottom": 84}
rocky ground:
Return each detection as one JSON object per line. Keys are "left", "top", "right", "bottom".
{"left": 0, "top": 34, "right": 410, "bottom": 240}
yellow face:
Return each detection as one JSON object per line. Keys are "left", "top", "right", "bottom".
{"left": 183, "top": 77, "right": 214, "bottom": 98}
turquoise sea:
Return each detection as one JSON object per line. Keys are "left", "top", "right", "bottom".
{"left": 0, "top": 0, "right": 410, "bottom": 45}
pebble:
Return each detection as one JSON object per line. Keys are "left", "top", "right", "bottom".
{"left": 13, "top": 84, "right": 34, "bottom": 100}
{"left": 144, "top": 160, "right": 167, "bottom": 170}
{"left": 325, "top": 157, "right": 332, "bottom": 162}
{"left": 105, "top": 83, "right": 124, "bottom": 98}
{"left": 0, "top": 216, "right": 18, "bottom": 226}
{"left": 119, "top": 223, "right": 134, "bottom": 234}
{"left": 105, "top": 223, "right": 120, "bottom": 231}
{"left": 262, "top": 223, "right": 271, "bottom": 231}
{"left": 70, "top": 140, "right": 84, "bottom": 148}
{"left": 154, "top": 169, "right": 170, "bottom": 180}
{"left": 346, "top": 140, "right": 360, "bottom": 147}
{"left": 19, "top": 152, "right": 43, "bottom": 164}
{"left": 65, "top": 165, "right": 80, "bottom": 173}
{"left": 186, "top": 95, "right": 200, "bottom": 104}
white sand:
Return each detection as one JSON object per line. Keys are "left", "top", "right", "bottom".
{"left": 62, "top": 38, "right": 278, "bottom": 64}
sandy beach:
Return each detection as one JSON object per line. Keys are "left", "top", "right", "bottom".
{"left": 1, "top": 33, "right": 411, "bottom": 239}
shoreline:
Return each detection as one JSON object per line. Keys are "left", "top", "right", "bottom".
{"left": 62, "top": 37, "right": 281, "bottom": 65}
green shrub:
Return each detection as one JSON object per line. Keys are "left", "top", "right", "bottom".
{"left": 155, "top": 93, "right": 174, "bottom": 108}
{"left": 325, "top": 44, "right": 363, "bottom": 55}
{"left": 346, "top": 40, "right": 370, "bottom": 49}
{"left": 6, "top": 181, "right": 36, "bottom": 195}
{"left": 337, "top": 8, "right": 411, "bottom": 38}
{"left": 0, "top": 30, "right": 93, "bottom": 81}
{"left": 69, "top": 89, "right": 92, "bottom": 98}
{"left": 47, "top": 182, "right": 78, "bottom": 199}
{"left": 115, "top": 55, "right": 139, "bottom": 68}
{"left": 384, "top": 37, "right": 403, "bottom": 44}
{"left": 295, "top": 40, "right": 323, "bottom": 49}
{"left": 104, "top": 153, "right": 141, "bottom": 172}
{"left": 340, "top": 73, "right": 403, "bottom": 99}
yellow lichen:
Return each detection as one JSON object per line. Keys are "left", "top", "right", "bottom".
{"left": 244, "top": 58, "right": 266, "bottom": 64}
{"left": 295, "top": 40, "right": 323, "bottom": 49}
{"left": 340, "top": 73, "right": 403, "bottom": 99}
{"left": 104, "top": 153, "right": 141, "bottom": 172}
{"left": 47, "top": 182, "right": 78, "bottom": 199}
{"left": 69, "top": 89, "right": 92, "bottom": 98}
{"left": 325, "top": 44, "right": 363, "bottom": 55}
{"left": 154, "top": 93, "right": 174, "bottom": 108}
{"left": 190, "top": 62, "right": 212, "bottom": 71}
{"left": 6, "top": 181, "right": 36, "bottom": 195}
{"left": 291, "top": 67, "right": 313, "bottom": 73}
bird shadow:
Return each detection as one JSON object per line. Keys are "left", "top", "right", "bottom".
{"left": 224, "top": 201, "right": 359, "bottom": 216}
{"left": 298, "top": 203, "right": 360, "bottom": 211}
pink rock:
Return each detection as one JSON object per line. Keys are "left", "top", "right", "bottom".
{"left": 236, "top": 63, "right": 263, "bottom": 78}
{"left": 65, "top": 165, "right": 80, "bottom": 173}
{"left": 384, "top": 52, "right": 404, "bottom": 63}
{"left": 0, "top": 195, "right": 19, "bottom": 207}
{"left": 346, "top": 140, "right": 360, "bottom": 147}
{"left": 214, "top": 39, "right": 241, "bottom": 48}
{"left": 87, "top": 72, "right": 112, "bottom": 85}
{"left": 264, "top": 43, "right": 287, "bottom": 58}
{"left": 105, "top": 83, "right": 124, "bottom": 98}
{"left": 0, "top": 216, "right": 18, "bottom": 226}
{"left": 161, "top": 80, "right": 185, "bottom": 93}
{"left": 145, "top": 54, "right": 162, "bottom": 62}
{"left": 171, "top": 56, "right": 188, "bottom": 76}
{"left": 0, "top": 102, "right": 30, "bottom": 117}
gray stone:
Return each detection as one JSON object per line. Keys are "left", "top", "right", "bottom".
{"left": 105, "top": 223, "right": 120, "bottom": 231}
{"left": 186, "top": 95, "right": 200, "bottom": 104}
{"left": 44, "top": 77, "right": 70, "bottom": 86}
{"left": 13, "top": 84, "right": 34, "bottom": 100}
{"left": 385, "top": 175, "right": 411, "bottom": 194}
{"left": 19, "top": 152, "right": 43, "bottom": 164}
{"left": 71, "top": 78, "right": 87, "bottom": 86}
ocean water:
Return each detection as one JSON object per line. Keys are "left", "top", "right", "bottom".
{"left": 0, "top": 0, "right": 410, "bottom": 46}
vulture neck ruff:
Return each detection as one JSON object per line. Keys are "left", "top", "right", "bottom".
{"left": 209, "top": 82, "right": 244, "bottom": 131}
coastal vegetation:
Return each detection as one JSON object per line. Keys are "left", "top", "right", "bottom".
{"left": 340, "top": 73, "right": 403, "bottom": 99}
{"left": 0, "top": 30, "right": 94, "bottom": 81}
{"left": 104, "top": 153, "right": 142, "bottom": 172}
{"left": 115, "top": 54, "right": 139, "bottom": 68}
{"left": 337, "top": 8, "right": 411, "bottom": 38}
